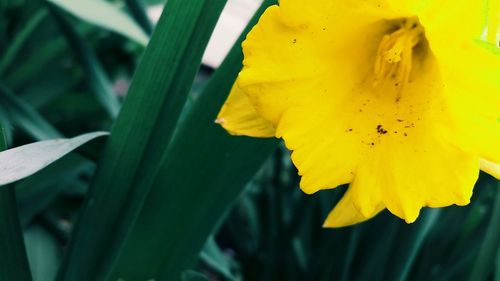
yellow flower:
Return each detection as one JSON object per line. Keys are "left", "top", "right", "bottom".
{"left": 216, "top": 0, "right": 500, "bottom": 227}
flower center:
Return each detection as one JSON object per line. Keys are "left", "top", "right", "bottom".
{"left": 373, "top": 18, "right": 424, "bottom": 92}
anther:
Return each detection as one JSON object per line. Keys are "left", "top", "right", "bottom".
{"left": 373, "top": 17, "right": 424, "bottom": 94}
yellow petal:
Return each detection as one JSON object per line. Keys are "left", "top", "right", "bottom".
{"left": 414, "top": 0, "right": 488, "bottom": 51}
{"left": 419, "top": 1, "right": 498, "bottom": 165}
{"left": 486, "top": 0, "right": 500, "bottom": 44}
{"left": 437, "top": 42, "right": 500, "bottom": 163}
{"left": 276, "top": 106, "right": 360, "bottom": 194}
{"left": 481, "top": 159, "right": 500, "bottom": 179}
{"left": 323, "top": 186, "right": 385, "bottom": 228}
{"left": 216, "top": 83, "right": 275, "bottom": 138}
{"left": 239, "top": 3, "right": 409, "bottom": 125}
{"left": 375, "top": 136, "right": 479, "bottom": 223}
{"left": 340, "top": 116, "right": 480, "bottom": 224}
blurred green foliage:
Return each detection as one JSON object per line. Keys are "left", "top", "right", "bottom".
{"left": 0, "top": 0, "right": 498, "bottom": 281}
{"left": 209, "top": 146, "right": 499, "bottom": 281}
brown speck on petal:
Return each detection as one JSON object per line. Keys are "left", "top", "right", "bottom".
{"left": 376, "top": 125, "right": 388, "bottom": 134}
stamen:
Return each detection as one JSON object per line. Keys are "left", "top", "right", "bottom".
{"left": 373, "top": 17, "right": 424, "bottom": 94}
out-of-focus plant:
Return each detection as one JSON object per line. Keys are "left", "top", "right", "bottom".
{"left": 0, "top": 0, "right": 497, "bottom": 281}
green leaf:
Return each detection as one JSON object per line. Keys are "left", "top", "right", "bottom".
{"left": 341, "top": 227, "right": 361, "bottom": 281}
{"left": 109, "top": 1, "right": 277, "bottom": 280}
{"left": 353, "top": 216, "right": 400, "bottom": 281}
{"left": 56, "top": 1, "right": 228, "bottom": 281}
{"left": 0, "top": 83, "right": 62, "bottom": 140}
{"left": 496, "top": 247, "right": 500, "bottom": 281}
{"left": 0, "top": 9, "right": 48, "bottom": 76}
{"left": 16, "top": 154, "right": 93, "bottom": 226}
{"left": 0, "top": 125, "right": 33, "bottom": 281}
{"left": 50, "top": 7, "right": 121, "bottom": 118}
{"left": 24, "top": 225, "right": 61, "bottom": 281}
{"left": 469, "top": 185, "right": 500, "bottom": 281}
{"left": 181, "top": 271, "right": 211, "bottom": 281}
{"left": 125, "top": 0, "right": 153, "bottom": 35}
{"left": 0, "top": 131, "right": 107, "bottom": 186}
{"left": 21, "top": 74, "right": 82, "bottom": 110}
{"left": 46, "top": 0, "right": 149, "bottom": 46}
{"left": 4, "top": 30, "right": 84, "bottom": 91}
{"left": 384, "top": 209, "right": 441, "bottom": 281}
{"left": 200, "top": 237, "right": 238, "bottom": 281}
{"left": 0, "top": 109, "right": 13, "bottom": 145}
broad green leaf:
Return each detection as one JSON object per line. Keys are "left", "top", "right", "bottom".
{"left": 0, "top": 131, "right": 107, "bottom": 186}
{"left": 56, "top": 1, "right": 227, "bottom": 281}
{"left": 109, "top": 1, "right": 277, "bottom": 280}
{"left": 0, "top": 125, "right": 33, "bottom": 281}
{"left": 46, "top": 0, "right": 149, "bottom": 46}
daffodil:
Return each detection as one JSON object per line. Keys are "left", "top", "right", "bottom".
{"left": 216, "top": 0, "right": 500, "bottom": 227}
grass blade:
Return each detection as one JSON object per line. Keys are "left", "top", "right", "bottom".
{"left": 109, "top": 2, "right": 277, "bottom": 280}
{"left": 182, "top": 271, "right": 211, "bottom": 281}
{"left": 24, "top": 226, "right": 61, "bottom": 281}
{"left": 5, "top": 33, "right": 78, "bottom": 90}
{"left": 384, "top": 209, "right": 441, "bottom": 281}
{"left": 496, "top": 247, "right": 500, "bottom": 281}
{"left": 56, "top": 1, "right": 227, "bottom": 280}
{"left": 0, "top": 83, "right": 62, "bottom": 140}
{"left": 0, "top": 10, "right": 47, "bottom": 76}
{"left": 0, "top": 125, "right": 33, "bottom": 281}
{"left": 49, "top": 7, "right": 121, "bottom": 118}
{"left": 125, "top": 0, "right": 153, "bottom": 35}
{"left": 200, "top": 237, "right": 238, "bottom": 281}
